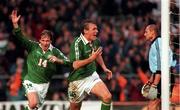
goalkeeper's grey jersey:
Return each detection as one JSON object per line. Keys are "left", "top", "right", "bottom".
{"left": 148, "top": 37, "right": 176, "bottom": 73}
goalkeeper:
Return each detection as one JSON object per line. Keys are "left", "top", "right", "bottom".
{"left": 142, "top": 24, "right": 176, "bottom": 110}
{"left": 11, "top": 10, "right": 71, "bottom": 110}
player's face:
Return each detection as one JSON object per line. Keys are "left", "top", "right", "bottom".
{"left": 39, "top": 35, "right": 51, "bottom": 51}
{"left": 144, "top": 27, "right": 153, "bottom": 41}
{"left": 85, "top": 23, "right": 98, "bottom": 41}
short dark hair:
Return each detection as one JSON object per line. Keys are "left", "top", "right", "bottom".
{"left": 40, "top": 30, "right": 54, "bottom": 41}
{"left": 80, "top": 19, "right": 96, "bottom": 34}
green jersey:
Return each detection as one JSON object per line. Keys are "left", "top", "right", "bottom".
{"left": 68, "top": 34, "right": 101, "bottom": 82}
{"left": 13, "top": 27, "right": 70, "bottom": 83}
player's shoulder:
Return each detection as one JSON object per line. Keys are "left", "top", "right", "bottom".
{"left": 74, "top": 36, "right": 82, "bottom": 42}
{"left": 154, "top": 36, "right": 161, "bottom": 46}
{"left": 93, "top": 38, "right": 101, "bottom": 46}
{"left": 52, "top": 46, "right": 60, "bottom": 53}
{"left": 72, "top": 36, "right": 82, "bottom": 45}
{"left": 51, "top": 47, "right": 63, "bottom": 56}
{"left": 33, "top": 41, "right": 39, "bottom": 45}
{"left": 151, "top": 36, "right": 160, "bottom": 45}
{"left": 94, "top": 38, "right": 101, "bottom": 43}
{"left": 157, "top": 37, "right": 161, "bottom": 42}
{"left": 30, "top": 41, "right": 39, "bottom": 48}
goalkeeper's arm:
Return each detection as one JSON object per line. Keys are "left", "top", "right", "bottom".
{"left": 152, "top": 71, "right": 161, "bottom": 86}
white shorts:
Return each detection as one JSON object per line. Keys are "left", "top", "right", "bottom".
{"left": 68, "top": 71, "right": 102, "bottom": 103}
{"left": 23, "top": 80, "right": 49, "bottom": 106}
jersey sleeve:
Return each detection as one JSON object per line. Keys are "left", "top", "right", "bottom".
{"left": 55, "top": 48, "right": 71, "bottom": 66}
{"left": 149, "top": 43, "right": 159, "bottom": 73}
{"left": 156, "top": 39, "right": 161, "bottom": 71}
{"left": 13, "top": 27, "right": 36, "bottom": 52}
{"left": 70, "top": 38, "right": 82, "bottom": 62}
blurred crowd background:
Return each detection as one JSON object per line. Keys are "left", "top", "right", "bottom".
{"left": 0, "top": 0, "right": 179, "bottom": 102}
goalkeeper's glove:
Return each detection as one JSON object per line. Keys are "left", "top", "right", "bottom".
{"left": 147, "top": 84, "right": 158, "bottom": 100}
{"left": 141, "top": 82, "right": 158, "bottom": 100}
{"left": 141, "top": 81, "right": 152, "bottom": 98}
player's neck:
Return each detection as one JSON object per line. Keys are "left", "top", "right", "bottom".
{"left": 150, "top": 35, "right": 157, "bottom": 42}
{"left": 40, "top": 45, "right": 49, "bottom": 52}
{"left": 84, "top": 35, "right": 92, "bottom": 43}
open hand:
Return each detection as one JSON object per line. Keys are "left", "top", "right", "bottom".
{"left": 48, "top": 55, "right": 63, "bottom": 64}
{"left": 104, "top": 68, "right": 112, "bottom": 80}
{"left": 11, "top": 10, "right": 21, "bottom": 28}
{"left": 90, "top": 47, "right": 102, "bottom": 61}
{"left": 48, "top": 55, "right": 58, "bottom": 63}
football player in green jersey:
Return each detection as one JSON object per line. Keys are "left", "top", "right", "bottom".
{"left": 11, "top": 10, "right": 70, "bottom": 110}
{"left": 68, "top": 19, "right": 112, "bottom": 110}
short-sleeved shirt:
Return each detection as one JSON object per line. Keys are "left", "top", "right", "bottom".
{"left": 13, "top": 27, "right": 70, "bottom": 83}
{"left": 148, "top": 37, "right": 176, "bottom": 73}
{"left": 68, "top": 34, "right": 101, "bottom": 82}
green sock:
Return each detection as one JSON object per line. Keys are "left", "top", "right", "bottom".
{"left": 101, "top": 102, "right": 111, "bottom": 110}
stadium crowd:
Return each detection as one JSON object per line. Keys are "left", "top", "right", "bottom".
{"left": 0, "top": 0, "right": 179, "bottom": 102}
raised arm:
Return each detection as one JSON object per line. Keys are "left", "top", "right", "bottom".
{"left": 11, "top": 10, "right": 35, "bottom": 51}
{"left": 11, "top": 10, "right": 21, "bottom": 29}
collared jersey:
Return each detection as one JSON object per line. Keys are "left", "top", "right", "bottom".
{"left": 13, "top": 27, "right": 70, "bottom": 83}
{"left": 68, "top": 34, "right": 101, "bottom": 82}
{"left": 148, "top": 37, "right": 176, "bottom": 73}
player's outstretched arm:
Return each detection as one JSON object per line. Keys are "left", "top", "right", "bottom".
{"left": 11, "top": 10, "right": 21, "bottom": 29}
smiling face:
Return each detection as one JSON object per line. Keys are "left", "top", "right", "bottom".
{"left": 83, "top": 22, "right": 98, "bottom": 41}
